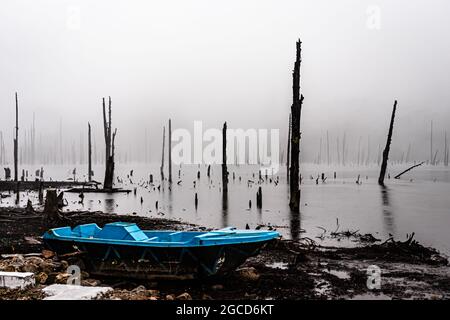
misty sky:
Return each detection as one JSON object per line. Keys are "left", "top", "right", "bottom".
{"left": 0, "top": 0, "right": 449, "bottom": 164}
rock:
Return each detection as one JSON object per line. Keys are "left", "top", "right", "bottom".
{"left": 9, "top": 256, "right": 25, "bottom": 269}
{"left": 55, "top": 273, "right": 70, "bottom": 284}
{"left": 36, "top": 272, "right": 49, "bottom": 284}
{"left": 202, "top": 294, "right": 213, "bottom": 300}
{"left": 81, "top": 271, "right": 90, "bottom": 279}
{"left": 244, "top": 292, "right": 257, "bottom": 299}
{"left": 0, "top": 271, "right": 35, "bottom": 289}
{"left": 21, "top": 263, "right": 38, "bottom": 273}
{"left": 211, "top": 284, "right": 224, "bottom": 291}
{"left": 60, "top": 261, "right": 69, "bottom": 271}
{"left": 41, "top": 250, "right": 55, "bottom": 259}
{"left": 38, "top": 261, "right": 54, "bottom": 274}
{"left": 25, "top": 257, "right": 44, "bottom": 265}
{"left": 166, "top": 294, "right": 175, "bottom": 300}
{"left": 43, "top": 284, "right": 113, "bottom": 300}
{"left": 82, "top": 279, "right": 101, "bottom": 287}
{"left": 148, "top": 289, "right": 160, "bottom": 297}
{"left": 176, "top": 292, "right": 192, "bottom": 300}
{"left": 2, "top": 265, "right": 16, "bottom": 272}
{"left": 146, "top": 282, "right": 158, "bottom": 288}
{"left": 132, "top": 285, "right": 147, "bottom": 293}
{"left": 24, "top": 236, "right": 41, "bottom": 245}
{"left": 236, "top": 267, "right": 260, "bottom": 281}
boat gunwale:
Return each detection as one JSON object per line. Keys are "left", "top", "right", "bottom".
{"left": 43, "top": 228, "right": 280, "bottom": 248}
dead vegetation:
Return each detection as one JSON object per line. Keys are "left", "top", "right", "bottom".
{"left": 0, "top": 207, "right": 449, "bottom": 300}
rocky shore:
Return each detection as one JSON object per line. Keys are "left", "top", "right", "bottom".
{"left": 1, "top": 206, "right": 449, "bottom": 300}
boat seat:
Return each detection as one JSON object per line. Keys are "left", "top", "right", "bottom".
{"left": 144, "top": 236, "right": 160, "bottom": 242}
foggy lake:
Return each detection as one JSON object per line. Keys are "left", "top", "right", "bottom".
{"left": 2, "top": 163, "right": 449, "bottom": 256}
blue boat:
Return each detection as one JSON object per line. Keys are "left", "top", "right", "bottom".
{"left": 43, "top": 222, "right": 279, "bottom": 280}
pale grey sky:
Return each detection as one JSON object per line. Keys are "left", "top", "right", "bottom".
{"left": 0, "top": 0, "right": 449, "bottom": 164}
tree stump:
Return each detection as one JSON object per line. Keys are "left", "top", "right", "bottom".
{"left": 26, "top": 199, "right": 34, "bottom": 213}
{"left": 44, "top": 189, "right": 67, "bottom": 223}
{"left": 256, "top": 187, "right": 262, "bottom": 209}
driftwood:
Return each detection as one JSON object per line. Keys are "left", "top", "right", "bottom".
{"left": 0, "top": 180, "right": 90, "bottom": 192}
{"left": 289, "top": 39, "right": 304, "bottom": 212}
{"left": 378, "top": 100, "right": 397, "bottom": 186}
{"left": 66, "top": 187, "right": 131, "bottom": 194}
{"left": 394, "top": 161, "right": 425, "bottom": 179}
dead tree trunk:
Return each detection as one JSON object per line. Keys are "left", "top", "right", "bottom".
{"left": 256, "top": 186, "right": 262, "bottom": 209}
{"left": 432, "top": 150, "right": 438, "bottom": 166}
{"left": 102, "top": 97, "right": 117, "bottom": 190}
{"left": 289, "top": 39, "right": 304, "bottom": 212}
{"left": 43, "top": 189, "right": 66, "bottom": 223}
{"left": 88, "top": 122, "right": 92, "bottom": 182}
{"left": 378, "top": 100, "right": 397, "bottom": 186}
{"left": 222, "top": 122, "right": 228, "bottom": 193}
{"left": 286, "top": 113, "right": 291, "bottom": 182}
{"left": 445, "top": 131, "right": 448, "bottom": 167}
{"left": 342, "top": 132, "right": 346, "bottom": 166}
{"left": 394, "top": 161, "right": 425, "bottom": 179}
{"left": 326, "top": 130, "right": 330, "bottom": 166}
{"left": 168, "top": 119, "right": 172, "bottom": 183}
{"left": 430, "top": 120, "right": 433, "bottom": 165}
{"left": 14, "top": 92, "right": 19, "bottom": 182}
{"left": 38, "top": 182, "right": 44, "bottom": 205}
{"left": 337, "top": 136, "right": 340, "bottom": 165}
{"left": 160, "top": 126, "right": 165, "bottom": 181}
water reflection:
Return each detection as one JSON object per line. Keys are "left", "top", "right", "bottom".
{"left": 167, "top": 183, "right": 173, "bottom": 217}
{"left": 221, "top": 192, "right": 229, "bottom": 228}
{"left": 289, "top": 210, "right": 301, "bottom": 241}
{"left": 104, "top": 198, "right": 115, "bottom": 213}
{"left": 380, "top": 186, "right": 396, "bottom": 235}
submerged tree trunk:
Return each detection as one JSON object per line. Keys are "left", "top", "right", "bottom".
{"left": 88, "top": 122, "right": 92, "bottom": 182}
{"left": 102, "top": 97, "right": 117, "bottom": 190}
{"left": 160, "top": 126, "right": 165, "bottom": 181}
{"left": 43, "top": 189, "right": 66, "bottom": 223}
{"left": 445, "top": 132, "right": 448, "bottom": 167}
{"left": 168, "top": 119, "right": 172, "bottom": 183}
{"left": 14, "top": 92, "right": 19, "bottom": 182}
{"left": 286, "top": 113, "right": 291, "bottom": 182}
{"left": 378, "top": 100, "right": 397, "bottom": 186}
{"left": 289, "top": 39, "right": 304, "bottom": 212}
{"left": 337, "top": 136, "right": 340, "bottom": 165}
{"left": 222, "top": 122, "right": 228, "bottom": 193}
{"left": 326, "top": 130, "right": 330, "bottom": 166}
{"left": 430, "top": 120, "right": 433, "bottom": 165}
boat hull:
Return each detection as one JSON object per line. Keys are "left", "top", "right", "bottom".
{"left": 44, "top": 238, "right": 272, "bottom": 280}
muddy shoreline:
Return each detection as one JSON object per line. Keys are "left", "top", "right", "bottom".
{"left": 1, "top": 206, "right": 449, "bottom": 300}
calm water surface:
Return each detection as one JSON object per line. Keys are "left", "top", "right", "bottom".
{"left": 2, "top": 163, "right": 450, "bottom": 256}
